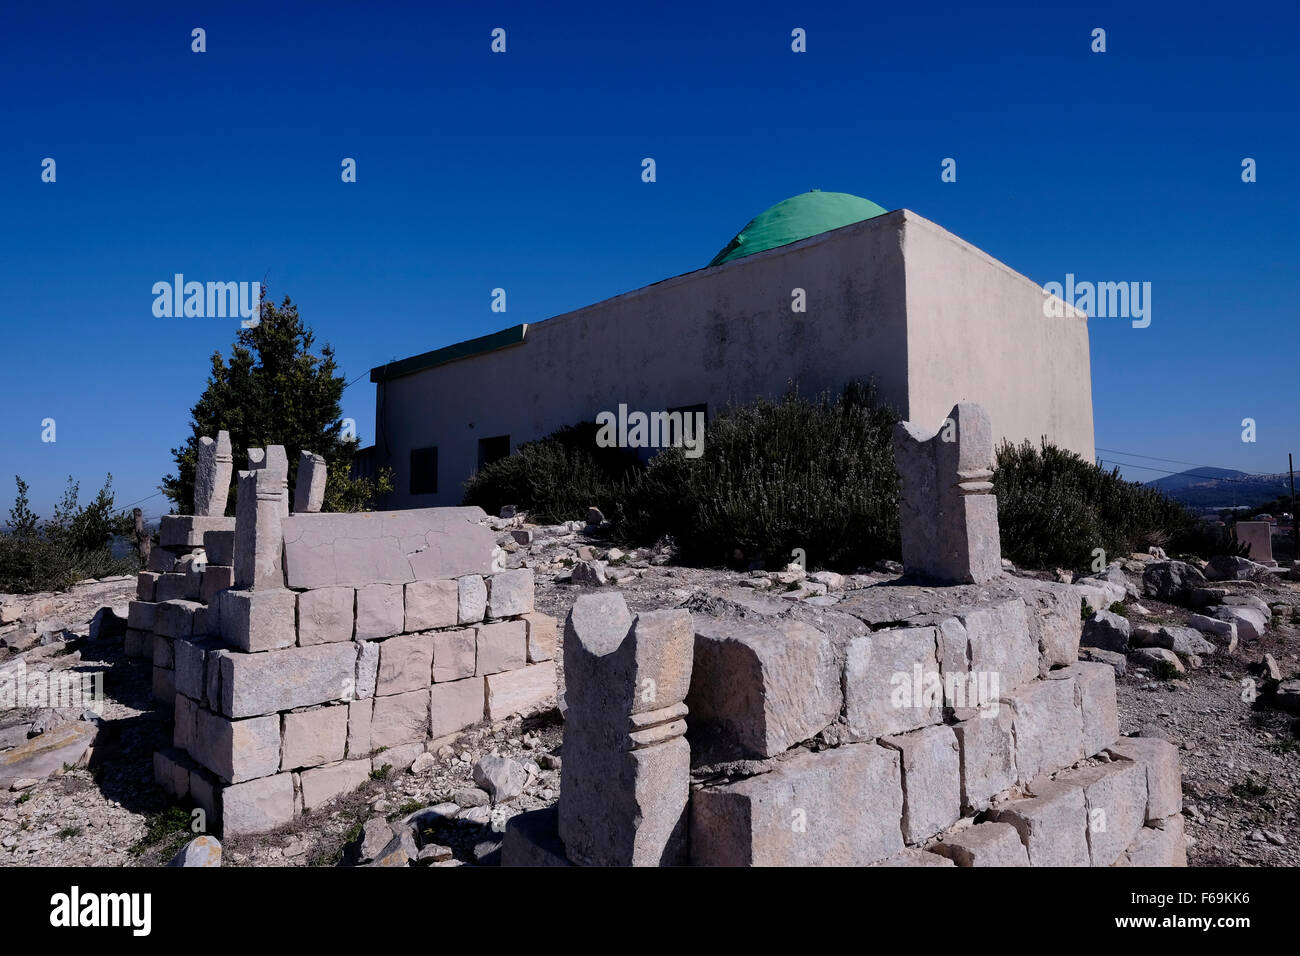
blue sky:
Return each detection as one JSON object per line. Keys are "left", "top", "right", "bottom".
{"left": 2, "top": 1, "right": 1297, "bottom": 517}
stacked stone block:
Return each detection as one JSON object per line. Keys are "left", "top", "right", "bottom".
{"left": 150, "top": 439, "right": 558, "bottom": 836}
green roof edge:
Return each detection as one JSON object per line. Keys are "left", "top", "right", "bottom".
{"left": 370, "top": 323, "right": 528, "bottom": 383}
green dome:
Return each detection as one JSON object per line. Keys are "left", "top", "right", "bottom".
{"left": 709, "top": 190, "right": 889, "bottom": 267}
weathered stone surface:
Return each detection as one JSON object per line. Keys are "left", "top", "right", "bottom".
{"left": 155, "top": 571, "right": 196, "bottom": 604}
{"left": 174, "top": 636, "right": 221, "bottom": 702}
{"left": 281, "top": 705, "right": 349, "bottom": 770}
{"left": 200, "top": 564, "right": 235, "bottom": 604}
{"left": 0, "top": 721, "right": 97, "bottom": 791}
{"left": 1051, "top": 661, "right": 1119, "bottom": 758}
{"left": 161, "top": 514, "right": 235, "bottom": 548}
{"left": 297, "top": 587, "right": 354, "bottom": 645}
{"left": 951, "top": 707, "right": 1017, "bottom": 811}
{"left": 354, "top": 640, "right": 379, "bottom": 699}
{"left": 476, "top": 620, "right": 527, "bottom": 676}
{"left": 293, "top": 451, "right": 327, "bottom": 514}
{"left": 377, "top": 632, "right": 435, "bottom": 696}
{"left": 689, "top": 616, "right": 841, "bottom": 760}
{"left": 370, "top": 689, "right": 430, "bottom": 749}
{"left": 1205, "top": 553, "right": 1270, "bottom": 582}
{"left": 124, "top": 628, "right": 148, "bottom": 658}
{"left": 430, "top": 677, "right": 486, "bottom": 738}
{"left": 486, "top": 568, "right": 534, "bottom": 619}
{"left": 1079, "top": 646, "right": 1127, "bottom": 677}
{"left": 561, "top": 596, "right": 693, "bottom": 866}
{"left": 152, "top": 665, "right": 176, "bottom": 704}
{"left": 1056, "top": 760, "right": 1147, "bottom": 866}
{"left": 221, "top": 772, "right": 295, "bottom": 836}
{"left": 215, "top": 588, "right": 296, "bottom": 653}
{"left": 929, "top": 822, "right": 1029, "bottom": 867}
{"left": 136, "top": 571, "right": 159, "bottom": 601}
{"left": 1116, "top": 815, "right": 1187, "bottom": 867}
{"left": 1211, "top": 605, "right": 1266, "bottom": 641}
{"left": 154, "top": 599, "right": 202, "bottom": 640}
{"left": 168, "top": 835, "right": 223, "bottom": 867}
{"left": 404, "top": 579, "right": 458, "bottom": 632}
{"left": 458, "top": 575, "right": 488, "bottom": 624}
{"left": 281, "top": 507, "right": 494, "bottom": 589}
{"left": 127, "top": 600, "right": 156, "bottom": 632}
{"left": 1006, "top": 577, "right": 1082, "bottom": 673}
{"left": 355, "top": 583, "right": 404, "bottom": 641}
{"left": 948, "top": 599, "right": 1037, "bottom": 702}
{"left": 990, "top": 780, "right": 1089, "bottom": 866}
{"left": 1081, "top": 609, "right": 1131, "bottom": 653}
{"left": 844, "top": 626, "right": 941, "bottom": 741}
{"left": 881, "top": 725, "right": 961, "bottom": 844}
{"left": 147, "top": 548, "right": 177, "bottom": 574}
{"left": 501, "top": 805, "right": 573, "bottom": 867}
{"left": 1002, "top": 676, "right": 1084, "bottom": 783}
{"left": 691, "top": 744, "right": 904, "bottom": 866}
{"left": 1152, "top": 625, "right": 1216, "bottom": 656}
{"left": 190, "top": 709, "right": 281, "bottom": 783}
{"left": 152, "top": 633, "right": 175, "bottom": 669}
{"left": 1105, "top": 737, "right": 1182, "bottom": 822}
{"left": 233, "top": 459, "right": 287, "bottom": 590}
{"left": 300, "top": 759, "right": 372, "bottom": 810}
{"left": 193, "top": 431, "right": 234, "bottom": 517}
{"left": 431, "top": 627, "right": 476, "bottom": 681}
{"left": 485, "top": 662, "right": 555, "bottom": 721}
{"left": 203, "top": 529, "right": 235, "bottom": 567}
{"left": 473, "top": 754, "right": 528, "bottom": 804}
{"left": 893, "top": 402, "right": 1001, "bottom": 585}
{"left": 1132, "top": 646, "right": 1185, "bottom": 676}
{"left": 523, "top": 611, "right": 558, "bottom": 663}
{"left": 219, "top": 642, "right": 358, "bottom": 718}
{"left": 1142, "top": 560, "right": 1205, "bottom": 605}
{"left": 347, "top": 699, "right": 372, "bottom": 757}
{"left": 873, "top": 848, "right": 956, "bottom": 867}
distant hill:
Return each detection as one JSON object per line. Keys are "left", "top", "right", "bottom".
{"left": 1146, "top": 467, "right": 1293, "bottom": 511}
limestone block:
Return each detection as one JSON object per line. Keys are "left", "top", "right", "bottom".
{"left": 1055, "top": 761, "right": 1147, "bottom": 867}
{"left": 127, "top": 600, "right": 156, "bottom": 632}
{"left": 200, "top": 564, "right": 235, "bottom": 604}
{"left": 152, "top": 666, "right": 176, "bottom": 704}
{"left": 190, "top": 708, "right": 281, "bottom": 783}
{"left": 873, "top": 848, "right": 956, "bottom": 867}
{"left": 233, "top": 463, "right": 286, "bottom": 590}
{"left": 1211, "top": 605, "right": 1266, "bottom": 641}
{"left": 300, "top": 759, "right": 371, "bottom": 810}
{"left": 155, "top": 573, "right": 197, "bottom": 604}
{"left": 160, "top": 514, "right": 235, "bottom": 549}
{"left": 1051, "top": 661, "right": 1119, "bottom": 757}
{"left": 843, "top": 626, "right": 941, "bottom": 741}
{"left": 152, "top": 633, "right": 174, "bottom": 669}
{"left": 486, "top": 568, "right": 534, "bottom": 620}
{"left": 377, "top": 632, "right": 435, "bottom": 696}
{"left": 297, "top": 587, "right": 354, "bottom": 645}
{"left": 476, "top": 620, "right": 527, "bottom": 676}
{"left": 956, "top": 599, "right": 1038, "bottom": 700}
{"left": 688, "top": 616, "right": 841, "bottom": 760}
{"left": 293, "top": 451, "right": 327, "bottom": 514}
{"left": 281, "top": 705, "right": 349, "bottom": 770}
{"left": 432, "top": 627, "right": 476, "bottom": 682}
{"left": 372, "top": 741, "right": 423, "bottom": 775}
{"left": 370, "top": 688, "right": 431, "bottom": 749}
{"left": 458, "top": 575, "right": 488, "bottom": 624}
{"left": 404, "top": 579, "right": 458, "bottom": 633}
{"left": 523, "top": 612, "right": 557, "bottom": 663}
{"left": 1105, "top": 737, "right": 1182, "bottom": 822}
{"left": 951, "top": 707, "right": 1017, "bottom": 811}
{"left": 189, "top": 767, "right": 221, "bottom": 825}
{"left": 1002, "top": 676, "right": 1084, "bottom": 783}
{"left": 124, "top": 629, "right": 148, "bottom": 658}
{"left": 280, "top": 507, "right": 495, "bottom": 589}
{"left": 1116, "top": 815, "right": 1187, "bottom": 867}
{"left": 147, "top": 548, "right": 177, "bottom": 574}
{"left": 175, "top": 636, "right": 221, "bottom": 701}
{"left": 347, "top": 699, "right": 373, "bottom": 757}
{"left": 194, "top": 431, "right": 233, "bottom": 517}
{"left": 203, "top": 529, "right": 235, "bottom": 567}
{"left": 205, "top": 648, "right": 229, "bottom": 712}
{"left": 880, "top": 726, "right": 961, "bottom": 844}
{"left": 355, "top": 640, "right": 379, "bottom": 699}
{"left": 219, "top": 642, "right": 359, "bottom": 718}
{"left": 154, "top": 599, "right": 202, "bottom": 640}
{"left": 215, "top": 588, "right": 296, "bottom": 653}
{"left": 430, "top": 677, "right": 487, "bottom": 738}
{"left": 154, "top": 747, "right": 194, "bottom": 800}
{"left": 355, "top": 583, "right": 404, "bottom": 641}
{"left": 220, "top": 772, "right": 295, "bottom": 836}
{"left": 929, "top": 822, "right": 1029, "bottom": 867}
{"left": 136, "top": 571, "right": 159, "bottom": 602}
{"left": 174, "top": 693, "right": 198, "bottom": 751}
{"left": 1007, "top": 577, "right": 1082, "bottom": 673}
{"left": 990, "top": 780, "right": 1089, "bottom": 867}
{"left": 485, "top": 661, "right": 555, "bottom": 721}
{"left": 690, "top": 744, "right": 904, "bottom": 866}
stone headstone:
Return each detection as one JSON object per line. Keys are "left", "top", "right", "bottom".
{"left": 892, "top": 402, "right": 1001, "bottom": 585}
{"left": 233, "top": 447, "right": 289, "bottom": 590}
{"left": 294, "top": 451, "right": 328, "bottom": 514}
{"left": 558, "top": 593, "right": 693, "bottom": 866}
{"left": 1234, "top": 521, "right": 1275, "bottom": 566}
{"left": 193, "top": 431, "right": 233, "bottom": 517}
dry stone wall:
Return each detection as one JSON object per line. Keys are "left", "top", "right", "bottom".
{"left": 137, "top": 438, "right": 558, "bottom": 836}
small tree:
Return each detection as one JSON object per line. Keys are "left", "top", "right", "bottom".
{"left": 7, "top": 477, "right": 38, "bottom": 539}
{"left": 160, "top": 293, "right": 378, "bottom": 512}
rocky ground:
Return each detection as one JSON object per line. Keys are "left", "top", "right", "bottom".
{"left": 2, "top": 519, "right": 1298, "bottom": 867}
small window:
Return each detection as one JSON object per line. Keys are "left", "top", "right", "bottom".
{"left": 410, "top": 446, "right": 438, "bottom": 495}
{"left": 478, "top": 435, "right": 510, "bottom": 470}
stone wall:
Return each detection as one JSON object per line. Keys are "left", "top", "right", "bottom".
{"left": 140, "top": 439, "right": 557, "bottom": 836}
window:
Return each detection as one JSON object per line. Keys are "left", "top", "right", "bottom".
{"left": 478, "top": 435, "right": 510, "bottom": 470}
{"left": 410, "top": 446, "right": 438, "bottom": 495}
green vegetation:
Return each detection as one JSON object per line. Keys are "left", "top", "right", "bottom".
{"left": 0, "top": 475, "right": 137, "bottom": 594}
{"left": 129, "top": 805, "right": 197, "bottom": 860}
